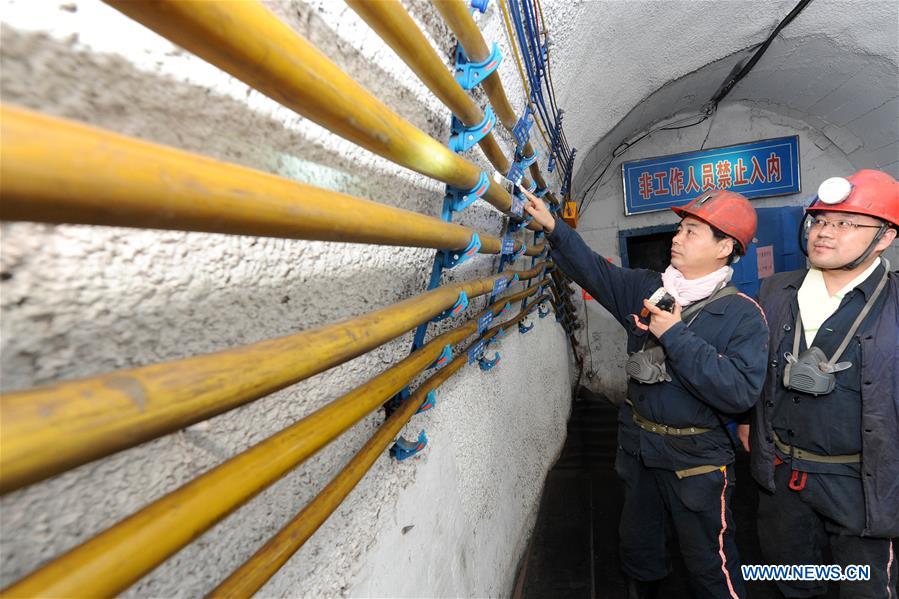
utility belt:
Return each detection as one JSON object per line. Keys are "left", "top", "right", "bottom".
{"left": 626, "top": 399, "right": 711, "bottom": 436}
{"left": 625, "top": 399, "right": 723, "bottom": 479}
{"left": 773, "top": 431, "right": 861, "bottom": 464}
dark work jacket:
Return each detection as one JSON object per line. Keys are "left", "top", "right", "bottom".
{"left": 749, "top": 267, "right": 899, "bottom": 538}
{"left": 547, "top": 219, "right": 769, "bottom": 471}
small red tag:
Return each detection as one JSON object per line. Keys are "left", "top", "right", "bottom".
{"left": 582, "top": 289, "right": 593, "bottom": 301}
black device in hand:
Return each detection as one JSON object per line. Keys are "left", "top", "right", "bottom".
{"left": 644, "top": 288, "right": 676, "bottom": 314}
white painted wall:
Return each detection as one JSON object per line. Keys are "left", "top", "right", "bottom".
{"left": 0, "top": 1, "right": 572, "bottom": 597}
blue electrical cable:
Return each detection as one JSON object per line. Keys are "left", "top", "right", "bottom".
{"left": 507, "top": 0, "right": 575, "bottom": 190}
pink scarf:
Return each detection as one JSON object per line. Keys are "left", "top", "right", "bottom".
{"left": 661, "top": 265, "right": 733, "bottom": 306}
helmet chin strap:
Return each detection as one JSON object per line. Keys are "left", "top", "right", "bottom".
{"left": 830, "top": 223, "right": 887, "bottom": 271}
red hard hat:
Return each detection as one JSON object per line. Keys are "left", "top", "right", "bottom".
{"left": 670, "top": 190, "right": 757, "bottom": 253}
{"left": 806, "top": 169, "right": 899, "bottom": 228}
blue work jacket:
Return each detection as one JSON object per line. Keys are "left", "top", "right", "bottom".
{"left": 749, "top": 266, "right": 899, "bottom": 538}
{"left": 547, "top": 219, "right": 769, "bottom": 471}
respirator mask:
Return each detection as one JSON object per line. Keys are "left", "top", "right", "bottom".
{"left": 626, "top": 286, "right": 736, "bottom": 385}
{"left": 626, "top": 345, "right": 672, "bottom": 384}
{"left": 783, "top": 261, "right": 889, "bottom": 396}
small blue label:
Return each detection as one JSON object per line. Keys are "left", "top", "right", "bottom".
{"left": 468, "top": 339, "right": 485, "bottom": 364}
{"left": 511, "top": 194, "right": 524, "bottom": 216}
{"left": 492, "top": 277, "right": 508, "bottom": 297}
{"left": 513, "top": 108, "right": 533, "bottom": 149}
{"left": 501, "top": 236, "right": 515, "bottom": 255}
{"left": 507, "top": 163, "right": 524, "bottom": 185}
{"left": 478, "top": 312, "right": 494, "bottom": 335}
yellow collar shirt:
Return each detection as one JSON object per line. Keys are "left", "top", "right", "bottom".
{"left": 796, "top": 257, "right": 882, "bottom": 348}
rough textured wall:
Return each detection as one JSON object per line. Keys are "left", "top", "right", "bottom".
{"left": 0, "top": 1, "right": 572, "bottom": 596}
{"left": 569, "top": 101, "right": 897, "bottom": 402}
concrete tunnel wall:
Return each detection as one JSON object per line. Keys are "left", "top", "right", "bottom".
{"left": 0, "top": 1, "right": 573, "bottom": 597}
{"left": 1, "top": 0, "right": 897, "bottom": 596}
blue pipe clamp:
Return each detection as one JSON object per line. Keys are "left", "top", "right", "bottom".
{"left": 538, "top": 303, "right": 550, "bottom": 318}
{"left": 416, "top": 390, "right": 436, "bottom": 414}
{"left": 519, "top": 320, "right": 534, "bottom": 334}
{"left": 430, "top": 344, "right": 452, "bottom": 369}
{"left": 511, "top": 242, "right": 527, "bottom": 262}
{"left": 446, "top": 171, "right": 490, "bottom": 213}
{"left": 454, "top": 43, "right": 502, "bottom": 90}
{"left": 390, "top": 430, "right": 428, "bottom": 461}
{"left": 433, "top": 290, "right": 469, "bottom": 321}
{"left": 449, "top": 107, "right": 496, "bottom": 153}
{"left": 478, "top": 351, "right": 501, "bottom": 371}
{"left": 440, "top": 232, "right": 481, "bottom": 270}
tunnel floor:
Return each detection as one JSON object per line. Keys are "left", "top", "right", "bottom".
{"left": 514, "top": 387, "right": 840, "bottom": 599}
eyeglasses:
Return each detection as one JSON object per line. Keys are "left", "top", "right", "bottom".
{"left": 807, "top": 217, "right": 883, "bottom": 232}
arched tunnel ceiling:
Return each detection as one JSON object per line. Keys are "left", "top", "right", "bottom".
{"left": 542, "top": 0, "right": 899, "bottom": 194}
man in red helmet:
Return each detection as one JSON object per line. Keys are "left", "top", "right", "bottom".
{"left": 525, "top": 188, "right": 769, "bottom": 599}
{"left": 743, "top": 169, "right": 898, "bottom": 598}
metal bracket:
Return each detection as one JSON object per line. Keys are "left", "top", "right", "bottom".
{"left": 538, "top": 303, "right": 550, "bottom": 318}
{"left": 478, "top": 351, "right": 501, "bottom": 371}
{"left": 534, "top": 187, "right": 548, "bottom": 198}
{"left": 416, "top": 390, "right": 436, "bottom": 414}
{"left": 430, "top": 344, "right": 452, "bottom": 369}
{"left": 446, "top": 171, "right": 490, "bottom": 213}
{"left": 432, "top": 290, "right": 469, "bottom": 322}
{"left": 440, "top": 232, "right": 481, "bottom": 270}
{"left": 519, "top": 320, "right": 534, "bottom": 334}
{"left": 449, "top": 106, "right": 496, "bottom": 153}
{"left": 454, "top": 43, "right": 502, "bottom": 91}
{"left": 526, "top": 180, "right": 537, "bottom": 193}
{"left": 390, "top": 430, "right": 427, "bottom": 461}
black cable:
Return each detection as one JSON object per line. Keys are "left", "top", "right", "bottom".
{"left": 578, "top": 114, "right": 709, "bottom": 214}
{"left": 709, "top": 0, "right": 814, "bottom": 107}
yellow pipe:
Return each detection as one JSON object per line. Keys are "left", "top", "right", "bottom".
{"left": 432, "top": 0, "right": 556, "bottom": 204}
{"left": 344, "top": 0, "right": 536, "bottom": 193}
{"left": 103, "top": 1, "right": 529, "bottom": 224}
{"left": 0, "top": 105, "right": 544, "bottom": 257}
{"left": 206, "top": 293, "right": 549, "bottom": 598}
{"left": 3, "top": 283, "right": 545, "bottom": 598}
{"left": 0, "top": 263, "right": 547, "bottom": 494}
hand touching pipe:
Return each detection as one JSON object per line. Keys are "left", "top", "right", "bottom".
{"left": 522, "top": 189, "right": 555, "bottom": 233}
